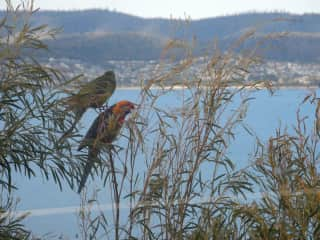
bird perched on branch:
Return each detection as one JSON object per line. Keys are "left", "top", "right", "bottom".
{"left": 77, "top": 100, "right": 135, "bottom": 193}
{"left": 62, "top": 71, "right": 116, "bottom": 139}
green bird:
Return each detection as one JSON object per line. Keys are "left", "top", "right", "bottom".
{"left": 62, "top": 71, "right": 116, "bottom": 139}
{"left": 77, "top": 100, "right": 135, "bottom": 193}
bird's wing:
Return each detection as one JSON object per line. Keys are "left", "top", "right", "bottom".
{"left": 78, "top": 114, "right": 100, "bottom": 151}
{"left": 79, "top": 72, "right": 116, "bottom": 96}
{"left": 78, "top": 108, "right": 113, "bottom": 151}
{"left": 94, "top": 73, "right": 116, "bottom": 95}
{"left": 77, "top": 107, "right": 113, "bottom": 193}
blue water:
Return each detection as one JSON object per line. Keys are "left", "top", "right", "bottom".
{"left": 11, "top": 88, "right": 318, "bottom": 238}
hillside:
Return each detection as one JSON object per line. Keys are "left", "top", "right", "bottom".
{"left": 29, "top": 10, "right": 320, "bottom": 37}
{"left": 43, "top": 32, "right": 166, "bottom": 63}
{"left": 2, "top": 10, "right": 319, "bottom": 63}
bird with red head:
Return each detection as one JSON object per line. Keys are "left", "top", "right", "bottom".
{"left": 77, "top": 100, "right": 135, "bottom": 193}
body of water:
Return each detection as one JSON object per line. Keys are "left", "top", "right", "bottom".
{"left": 10, "top": 88, "right": 318, "bottom": 238}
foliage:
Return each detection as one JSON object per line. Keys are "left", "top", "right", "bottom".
{"left": 235, "top": 108, "right": 320, "bottom": 239}
{"left": 0, "top": 1, "right": 85, "bottom": 238}
{"left": 1, "top": 1, "right": 320, "bottom": 240}
{"left": 75, "top": 22, "right": 320, "bottom": 240}
{"left": 0, "top": 193, "right": 31, "bottom": 240}
{"left": 76, "top": 32, "right": 271, "bottom": 239}
{"left": 0, "top": 0, "right": 86, "bottom": 192}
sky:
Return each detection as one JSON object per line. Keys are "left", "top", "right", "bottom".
{"left": 0, "top": 0, "right": 319, "bottom": 19}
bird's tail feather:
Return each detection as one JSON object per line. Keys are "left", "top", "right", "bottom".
{"left": 78, "top": 148, "right": 97, "bottom": 193}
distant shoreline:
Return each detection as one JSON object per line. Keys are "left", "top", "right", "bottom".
{"left": 117, "top": 85, "right": 320, "bottom": 90}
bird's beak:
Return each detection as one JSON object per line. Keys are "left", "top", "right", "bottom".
{"left": 125, "top": 104, "right": 135, "bottom": 114}
{"left": 130, "top": 103, "right": 138, "bottom": 111}
{"left": 122, "top": 102, "right": 137, "bottom": 115}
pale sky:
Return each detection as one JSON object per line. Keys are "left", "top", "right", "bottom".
{"left": 1, "top": 0, "right": 320, "bottom": 19}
